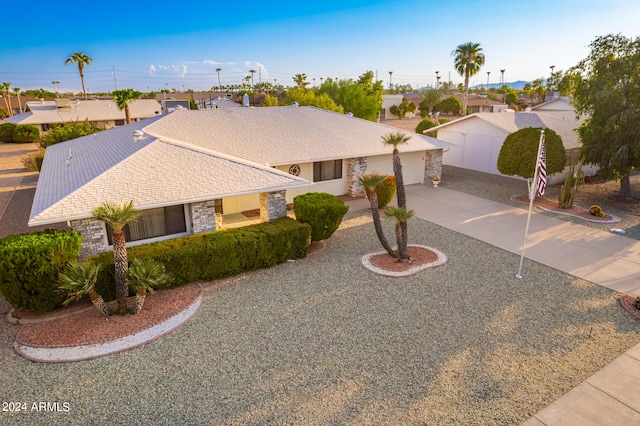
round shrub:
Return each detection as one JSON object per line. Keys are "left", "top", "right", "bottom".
{"left": 294, "top": 192, "right": 349, "bottom": 241}
{"left": 415, "top": 119, "right": 437, "bottom": 135}
{"left": 497, "top": 127, "right": 566, "bottom": 179}
{"left": 589, "top": 205, "right": 605, "bottom": 217}
{"left": 13, "top": 124, "right": 41, "bottom": 143}
{"left": 363, "top": 174, "right": 396, "bottom": 208}
{"left": 0, "top": 230, "right": 82, "bottom": 312}
{"left": 0, "top": 122, "right": 16, "bottom": 142}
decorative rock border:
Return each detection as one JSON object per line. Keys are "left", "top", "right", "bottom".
{"left": 361, "top": 245, "right": 448, "bottom": 277}
{"left": 13, "top": 290, "right": 203, "bottom": 363}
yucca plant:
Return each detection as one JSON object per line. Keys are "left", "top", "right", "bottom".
{"left": 59, "top": 260, "right": 111, "bottom": 317}
{"left": 127, "top": 257, "right": 173, "bottom": 315}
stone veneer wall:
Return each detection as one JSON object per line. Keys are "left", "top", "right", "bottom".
{"left": 260, "top": 191, "right": 287, "bottom": 222}
{"left": 70, "top": 218, "right": 107, "bottom": 259}
{"left": 345, "top": 157, "right": 367, "bottom": 197}
{"left": 190, "top": 201, "right": 217, "bottom": 234}
{"left": 424, "top": 149, "right": 443, "bottom": 183}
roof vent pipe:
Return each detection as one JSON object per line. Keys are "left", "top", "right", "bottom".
{"left": 132, "top": 129, "right": 144, "bottom": 143}
{"left": 291, "top": 102, "right": 299, "bottom": 107}
{"left": 346, "top": 112, "right": 353, "bottom": 117}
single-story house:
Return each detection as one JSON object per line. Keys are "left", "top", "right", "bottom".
{"left": 6, "top": 99, "right": 162, "bottom": 131}
{"left": 30, "top": 106, "right": 451, "bottom": 257}
{"left": 380, "top": 95, "right": 417, "bottom": 120}
{"left": 454, "top": 94, "right": 508, "bottom": 114}
{"left": 429, "top": 97, "right": 596, "bottom": 184}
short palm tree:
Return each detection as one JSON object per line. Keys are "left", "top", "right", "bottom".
{"left": 359, "top": 174, "right": 396, "bottom": 257}
{"left": 112, "top": 89, "right": 142, "bottom": 124}
{"left": 59, "top": 260, "right": 111, "bottom": 317}
{"left": 127, "top": 257, "right": 173, "bottom": 315}
{"left": 92, "top": 201, "right": 141, "bottom": 312}
{"left": 64, "top": 52, "right": 93, "bottom": 100}
{"left": 384, "top": 206, "right": 415, "bottom": 260}
{"left": 452, "top": 42, "right": 485, "bottom": 116}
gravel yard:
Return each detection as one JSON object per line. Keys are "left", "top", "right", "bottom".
{"left": 1, "top": 211, "right": 638, "bottom": 425}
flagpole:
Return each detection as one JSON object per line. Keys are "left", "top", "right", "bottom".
{"left": 516, "top": 129, "right": 545, "bottom": 279}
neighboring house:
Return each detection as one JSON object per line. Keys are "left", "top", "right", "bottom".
{"left": 454, "top": 94, "right": 508, "bottom": 113}
{"left": 155, "top": 92, "right": 236, "bottom": 110}
{"left": 30, "top": 106, "right": 451, "bottom": 257}
{"left": 380, "top": 95, "right": 408, "bottom": 120}
{"left": 1, "top": 95, "right": 40, "bottom": 116}
{"left": 430, "top": 97, "right": 596, "bottom": 184}
{"left": 6, "top": 99, "right": 162, "bottom": 131}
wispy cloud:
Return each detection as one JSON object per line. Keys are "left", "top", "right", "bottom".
{"left": 149, "top": 64, "right": 156, "bottom": 74}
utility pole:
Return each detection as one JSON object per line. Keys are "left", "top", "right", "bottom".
{"left": 112, "top": 66, "right": 118, "bottom": 91}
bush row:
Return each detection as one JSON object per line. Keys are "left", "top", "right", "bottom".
{"left": 0, "top": 123, "right": 40, "bottom": 143}
{"left": 90, "top": 217, "right": 311, "bottom": 301}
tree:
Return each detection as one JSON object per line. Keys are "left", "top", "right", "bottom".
{"left": 497, "top": 127, "right": 566, "bottom": 194}
{"left": 12, "top": 87, "right": 22, "bottom": 113}
{"left": 433, "top": 96, "right": 462, "bottom": 115}
{"left": 64, "top": 52, "right": 93, "bottom": 100}
{"left": 419, "top": 89, "right": 442, "bottom": 117}
{"left": 249, "top": 69, "right": 256, "bottom": 88}
{"left": 415, "top": 118, "right": 438, "bottom": 135}
{"left": 112, "top": 88, "right": 142, "bottom": 124}
{"left": 315, "top": 71, "right": 384, "bottom": 121}
{"left": 381, "top": 132, "right": 412, "bottom": 259}
{"left": 92, "top": 201, "right": 141, "bottom": 312}
{"left": 571, "top": 34, "right": 640, "bottom": 199}
{"left": 452, "top": 42, "right": 485, "bottom": 116}
{"left": 358, "top": 174, "right": 395, "bottom": 257}
{"left": 389, "top": 98, "right": 416, "bottom": 119}
{"left": 127, "top": 257, "right": 172, "bottom": 315}
{"left": 523, "top": 78, "right": 546, "bottom": 104}
{"left": 1, "top": 82, "right": 12, "bottom": 116}
{"left": 59, "top": 261, "right": 111, "bottom": 317}
{"left": 293, "top": 73, "right": 309, "bottom": 89}
{"left": 384, "top": 206, "right": 415, "bottom": 260}
{"left": 284, "top": 87, "right": 343, "bottom": 112}
{"left": 216, "top": 68, "right": 222, "bottom": 90}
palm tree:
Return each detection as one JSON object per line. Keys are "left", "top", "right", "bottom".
{"left": 112, "top": 89, "right": 142, "bottom": 124}
{"left": 64, "top": 51, "right": 93, "bottom": 100}
{"left": 249, "top": 69, "right": 256, "bottom": 88}
{"left": 127, "top": 257, "right": 172, "bottom": 315}
{"left": 216, "top": 68, "right": 222, "bottom": 90}
{"left": 293, "top": 73, "right": 309, "bottom": 89}
{"left": 92, "top": 201, "right": 141, "bottom": 312}
{"left": 452, "top": 42, "right": 485, "bottom": 116}
{"left": 59, "top": 260, "right": 111, "bottom": 317}
{"left": 1, "top": 82, "right": 12, "bottom": 116}
{"left": 358, "top": 174, "right": 396, "bottom": 257}
{"left": 13, "top": 87, "right": 22, "bottom": 113}
{"left": 384, "top": 206, "right": 415, "bottom": 259}
{"left": 381, "top": 132, "right": 412, "bottom": 259}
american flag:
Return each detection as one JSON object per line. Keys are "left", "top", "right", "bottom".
{"left": 537, "top": 139, "right": 547, "bottom": 196}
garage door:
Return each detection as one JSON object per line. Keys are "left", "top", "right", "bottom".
{"left": 365, "top": 152, "right": 424, "bottom": 184}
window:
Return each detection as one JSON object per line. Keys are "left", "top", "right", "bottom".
{"left": 213, "top": 199, "right": 223, "bottom": 214}
{"left": 106, "top": 205, "right": 187, "bottom": 244}
{"left": 313, "top": 159, "right": 342, "bottom": 182}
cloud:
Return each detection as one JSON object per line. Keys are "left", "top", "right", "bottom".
{"left": 171, "top": 64, "right": 187, "bottom": 77}
{"left": 203, "top": 60, "right": 220, "bottom": 66}
{"left": 149, "top": 64, "right": 156, "bottom": 74}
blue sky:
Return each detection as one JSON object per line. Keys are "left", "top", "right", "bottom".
{"left": 2, "top": 0, "right": 639, "bottom": 93}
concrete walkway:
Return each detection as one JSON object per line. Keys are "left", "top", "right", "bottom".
{"left": 347, "top": 184, "right": 640, "bottom": 425}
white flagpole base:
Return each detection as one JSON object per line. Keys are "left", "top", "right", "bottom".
{"left": 515, "top": 274, "right": 522, "bottom": 279}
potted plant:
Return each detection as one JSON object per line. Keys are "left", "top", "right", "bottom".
{"left": 432, "top": 176, "right": 441, "bottom": 187}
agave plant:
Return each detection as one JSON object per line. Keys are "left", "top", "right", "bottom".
{"left": 127, "top": 258, "right": 173, "bottom": 315}
{"left": 59, "top": 260, "right": 111, "bottom": 317}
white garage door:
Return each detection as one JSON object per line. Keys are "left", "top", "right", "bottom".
{"left": 366, "top": 152, "right": 424, "bottom": 184}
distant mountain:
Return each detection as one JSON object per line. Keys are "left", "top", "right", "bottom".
{"left": 418, "top": 80, "right": 536, "bottom": 91}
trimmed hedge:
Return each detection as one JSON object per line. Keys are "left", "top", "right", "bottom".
{"left": 90, "top": 217, "right": 311, "bottom": 299}
{"left": 0, "top": 230, "right": 82, "bottom": 312}
{"left": 13, "top": 124, "right": 41, "bottom": 143}
{"left": 293, "top": 192, "right": 349, "bottom": 241}
{"left": 0, "top": 123, "right": 15, "bottom": 143}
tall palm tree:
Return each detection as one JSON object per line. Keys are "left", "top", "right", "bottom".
{"left": 112, "top": 88, "right": 142, "bottom": 124}
{"left": 13, "top": 87, "right": 22, "bottom": 113}
{"left": 384, "top": 206, "right": 415, "bottom": 259}
{"left": 59, "top": 260, "right": 111, "bottom": 317}
{"left": 452, "top": 42, "right": 485, "bottom": 116}
{"left": 216, "top": 68, "right": 222, "bottom": 90}
{"left": 249, "top": 69, "right": 256, "bottom": 88}
{"left": 359, "top": 174, "right": 396, "bottom": 257}
{"left": 64, "top": 51, "right": 93, "bottom": 100}
{"left": 92, "top": 201, "right": 141, "bottom": 312}
{"left": 1, "top": 82, "right": 12, "bottom": 116}
{"left": 381, "top": 132, "right": 412, "bottom": 260}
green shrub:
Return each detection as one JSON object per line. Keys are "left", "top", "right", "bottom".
{"left": 90, "top": 217, "right": 311, "bottom": 296}
{"left": 293, "top": 192, "right": 349, "bottom": 241}
{"left": 43, "top": 121, "right": 102, "bottom": 147}
{"left": 12, "top": 124, "right": 40, "bottom": 143}
{"left": 415, "top": 119, "right": 437, "bottom": 134}
{"left": 0, "top": 230, "right": 82, "bottom": 312}
{"left": 0, "top": 123, "right": 16, "bottom": 142}
{"left": 35, "top": 155, "right": 44, "bottom": 171}
{"left": 363, "top": 174, "right": 396, "bottom": 208}
{"left": 589, "top": 205, "right": 605, "bottom": 217}
{"left": 497, "top": 127, "right": 566, "bottom": 179}
{"left": 433, "top": 97, "right": 462, "bottom": 115}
